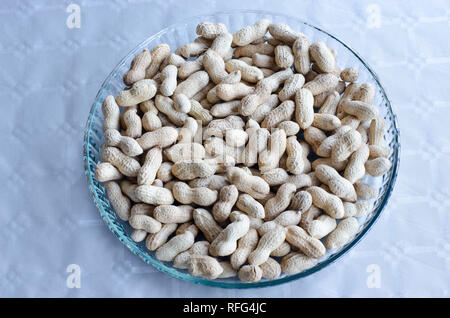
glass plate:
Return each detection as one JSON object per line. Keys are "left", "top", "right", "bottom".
{"left": 83, "top": 9, "right": 400, "bottom": 289}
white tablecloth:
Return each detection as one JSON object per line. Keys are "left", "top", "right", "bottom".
{"left": 1, "top": 0, "right": 449, "bottom": 297}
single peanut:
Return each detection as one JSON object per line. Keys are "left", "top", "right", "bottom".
{"left": 285, "top": 225, "right": 326, "bottom": 258}
{"left": 153, "top": 205, "right": 193, "bottom": 223}
{"left": 340, "top": 67, "right": 359, "bottom": 83}
{"left": 172, "top": 182, "right": 218, "bottom": 206}
{"left": 189, "top": 174, "right": 229, "bottom": 191}
{"left": 353, "top": 82, "right": 375, "bottom": 104}
{"left": 137, "top": 127, "right": 178, "bottom": 150}
{"left": 146, "top": 223, "right": 178, "bottom": 251}
{"left": 196, "top": 22, "right": 228, "bottom": 39}
{"left": 135, "top": 184, "right": 174, "bottom": 205}
{"left": 268, "top": 23, "right": 302, "bottom": 44}
{"left": 234, "top": 43, "right": 274, "bottom": 58}
{"left": 209, "top": 212, "right": 250, "bottom": 256}
{"left": 307, "top": 186, "right": 344, "bottom": 219}
{"left": 203, "top": 49, "right": 228, "bottom": 84}
{"left": 154, "top": 94, "right": 187, "bottom": 126}
{"left": 226, "top": 166, "right": 270, "bottom": 199}
{"left": 365, "top": 157, "right": 392, "bottom": 176}
{"left": 290, "top": 190, "right": 313, "bottom": 212}
{"left": 94, "top": 162, "right": 123, "bottom": 182}
{"left": 312, "top": 113, "right": 341, "bottom": 131}
{"left": 354, "top": 181, "right": 378, "bottom": 199}
{"left": 178, "top": 38, "right": 208, "bottom": 58}
{"left": 230, "top": 228, "right": 259, "bottom": 270}
{"left": 286, "top": 136, "right": 307, "bottom": 175}
{"left": 252, "top": 53, "right": 277, "bottom": 69}
{"left": 102, "top": 95, "right": 120, "bottom": 131}
{"left": 188, "top": 255, "right": 223, "bottom": 279}
{"left": 318, "top": 90, "right": 340, "bottom": 115}
{"left": 238, "top": 265, "right": 263, "bottom": 282}
{"left": 292, "top": 36, "right": 310, "bottom": 75}
{"left": 258, "top": 129, "right": 287, "bottom": 172}
{"left": 211, "top": 185, "right": 239, "bottom": 223}
{"left": 264, "top": 183, "right": 297, "bottom": 220}
{"left": 116, "top": 79, "right": 158, "bottom": 106}
{"left": 162, "top": 53, "right": 185, "bottom": 69}
{"left": 259, "top": 257, "right": 281, "bottom": 280}
{"left": 236, "top": 193, "right": 265, "bottom": 219}
{"left": 137, "top": 147, "right": 162, "bottom": 185}
{"left": 164, "top": 143, "right": 205, "bottom": 163}
{"left": 216, "top": 82, "right": 255, "bottom": 102}
{"left": 218, "top": 261, "right": 238, "bottom": 278}
{"left": 142, "top": 112, "right": 162, "bottom": 131}
{"left": 174, "top": 71, "right": 210, "bottom": 99}
{"left": 295, "top": 88, "right": 314, "bottom": 129}
{"left": 207, "top": 70, "right": 242, "bottom": 103}
{"left": 173, "top": 240, "right": 210, "bottom": 269}
{"left": 331, "top": 128, "right": 362, "bottom": 162}
{"left": 281, "top": 252, "right": 318, "bottom": 274}
{"left": 123, "top": 48, "right": 152, "bottom": 86}
{"left": 261, "top": 100, "right": 295, "bottom": 129}
{"left": 274, "top": 45, "right": 294, "bottom": 69}
{"left": 325, "top": 217, "right": 359, "bottom": 249}
{"left": 210, "top": 100, "right": 240, "bottom": 118}
{"left": 101, "top": 146, "right": 141, "bottom": 177}
{"left": 240, "top": 69, "right": 292, "bottom": 116}
{"left": 344, "top": 144, "right": 370, "bottom": 183}
{"left": 233, "top": 19, "right": 271, "bottom": 46}
{"left": 369, "top": 116, "right": 386, "bottom": 146}
{"left": 146, "top": 44, "right": 170, "bottom": 79}
{"left": 249, "top": 94, "right": 279, "bottom": 123}
{"left": 97, "top": 19, "right": 391, "bottom": 281}
{"left": 171, "top": 160, "right": 217, "bottom": 180}
{"left": 315, "top": 164, "right": 357, "bottom": 201}
{"left": 120, "top": 180, "right": 141, "bottom": 203}
{"left": 129, "top": 213, "right": 162, "bottom": 234}
{"left": 309, "top": 41, "right": 336, "bottom": 73}
{"left": 303, "top": 73, "right": 339, "bottom": 96}
{"left": 225, "top": 59, "right": 264, "bottom": 83}
{"left": 155, "top": 230, "right": 195, "bottom": 262}
{"left": 193, "top": 208, "right": 223, "bottom": 243}
{"left": 248, "top": 226, "right": 286, "bottom": 265}
{"left": 262, "top": 168, "right": 317, "bottom": 189}
{"left": 341, "top": 100, "right": 378, "bottom": 122}
{"left": 178, "top": 57, "right": 203, "bottom": 80}
{"left": 104, "top": 181, "right": 130, "bottom": 221}
{"left": 121, "top": 108, "right": 142, "bottom": 138}
{"left": 307, "top": 214, "right": 337, "bottom": 239}
{"left": 270, "top": 241, "right": 291, "bottom": 257}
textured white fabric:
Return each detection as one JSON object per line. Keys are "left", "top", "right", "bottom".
{"left": 0, "top": 0, "right": 449, "bottom": 297}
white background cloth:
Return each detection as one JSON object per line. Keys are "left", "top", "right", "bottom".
{"left": 1, "top": 0, "right": 449, "bottom": 297}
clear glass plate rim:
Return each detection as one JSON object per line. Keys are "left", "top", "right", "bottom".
{"left": 83, "top": 9, "right": 401, "bottom": 289}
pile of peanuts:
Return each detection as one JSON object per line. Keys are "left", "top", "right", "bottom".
{"left": 94, "top": 19, "right": 392, "bottom": 282}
